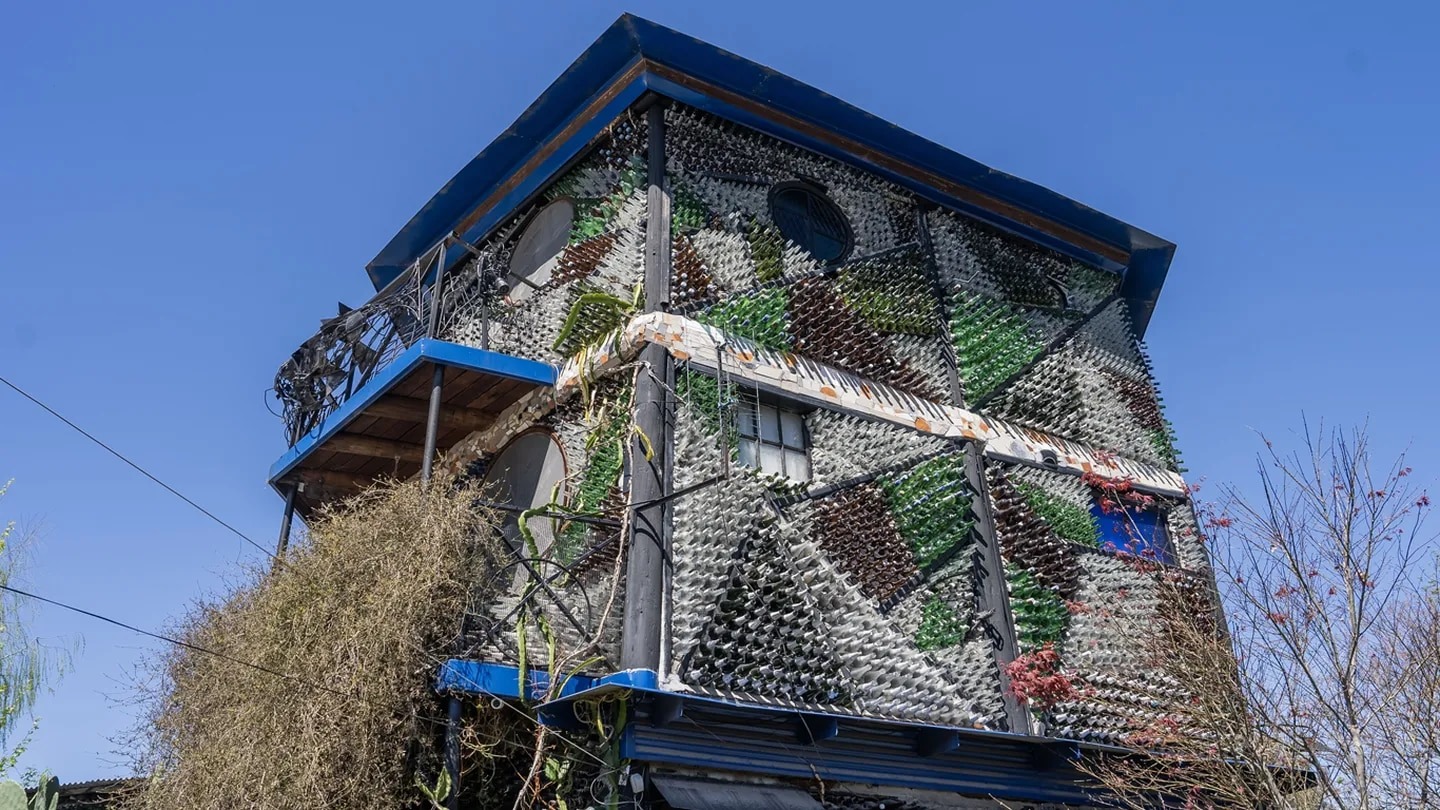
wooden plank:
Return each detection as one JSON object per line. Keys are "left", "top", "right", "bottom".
{"left": 367, "top": 394, "right": 495, "bottom": 433}
{"left": 391, "top": 366, "right": 434, "bottom": 400}
{"left": 283, "top": 467, "right": 379, "bottom": 493}
{"left": 366, "top": 416, "right": 418, "bottom": 443}
{"left": 328, "top": 432, "right": 426, "bottom": 463}
{"left": 437, "top": 370, "right": 496, "bottom": 411}
{"left": 460, "top": 378, "right": 522, "bottom": 413}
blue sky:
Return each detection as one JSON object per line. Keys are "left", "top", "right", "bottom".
{"left": 2, "top": 0, "right": 1437, "bottom": 780}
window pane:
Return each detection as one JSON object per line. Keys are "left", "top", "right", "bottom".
{"left": 737, "top": 402, "right": 759, "bottom": 438}
{"left": 785, "top": 449, "right": 811, "bottom": 482}
{"left": 758, "top": 443, "right": 785, "bottom": 476}
{"left": 759, "top": 404, "right": 781, "bottom": 443}
{"left": 738, "top": 438, "right": 758, "bottom": 469}
{"left": 779, "top": 410, "right": 805, "bottom": 448}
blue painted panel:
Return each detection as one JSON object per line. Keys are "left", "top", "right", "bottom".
{"left": 267, "top": 340, "right": 556, "bottom": 487}
{"left": 1092, "top": 499, "right": 1173, "bottom": 564}
{"left": 435, "top": 660, "right": 597, "bottom": 701}
{"left": 418, "top": 339, "right": 558, "bottom": 386}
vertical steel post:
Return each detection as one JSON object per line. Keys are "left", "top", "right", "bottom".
{"left": 417, "top": 240, "right": 461, "bottom": 810}
{"left": 444, "top": 693, "right": 462, "bottom": 810}
{"left": 422, "top": 242, "right": 448, "bottom": 485}
{"left": 275, "top": 483, "right": 298, "bottom": 559}
{"left": 964, "top": 443, "right": 1032, "bottom": 735}
{"left": 621, "top": 101, "right": 673, "bottom": 673}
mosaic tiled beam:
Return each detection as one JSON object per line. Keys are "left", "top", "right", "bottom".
{"left": 566, "top": 312, "right": 1187, "bottom": 497}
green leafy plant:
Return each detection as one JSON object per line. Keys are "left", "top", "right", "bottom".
{"left": 555, "top": 386, "right": 632, "bottom": 562}
{"left": 0, "top": 482, "right": 64, "bottom": 772}
{"left": 551, "top": 283, "right": 642, "bottom": 357}
{"left": 416, "top": 770, "right": 450, "bottom": 810}
{"left": 0, "top": 775, "right": 58, "bottom": 810}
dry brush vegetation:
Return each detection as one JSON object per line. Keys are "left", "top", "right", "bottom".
{"left": 122, "top": 477, "right": 523, "bottom": 810}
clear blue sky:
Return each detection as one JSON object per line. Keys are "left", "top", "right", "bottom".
{"left": 2, "top": 0, "right": 1436, "bottom": 781}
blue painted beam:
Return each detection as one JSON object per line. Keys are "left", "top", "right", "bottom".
{"left": 267, "top": 340, "right": 556, "bottom": 488}
{"left": 434, "top": 660, "right": 596, "bottom": 702}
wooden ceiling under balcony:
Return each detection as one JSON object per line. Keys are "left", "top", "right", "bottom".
{"left": 268, "top": 339, "right": 556, "bottom": 517}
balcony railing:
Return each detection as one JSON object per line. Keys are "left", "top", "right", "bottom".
{"left": 272, "top": 242, "right": 502, "bottom": 446}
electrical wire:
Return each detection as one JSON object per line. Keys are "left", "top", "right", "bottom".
{"left": 0, "top": 583, "right": 613, "bottom": 769}
{"left": 0, "top": 582, "right": 423, "bottom": 718}
{"left": 0, "top": 374, "right": 281, "bottom": 564}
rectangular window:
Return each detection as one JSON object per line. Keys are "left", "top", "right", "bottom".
{"left": 736, "top": 397, "right": 811, "bottom": 482}
{"left": 1091, "top": 500, "right": 1174, "bottom": 565}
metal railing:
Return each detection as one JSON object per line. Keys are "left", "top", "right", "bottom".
{"left": 272, "top": 241, "right": 503, "bottom": 446}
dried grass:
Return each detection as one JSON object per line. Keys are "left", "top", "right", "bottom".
{"left": 125, "top": 477, "right": 507, "bottom": 810}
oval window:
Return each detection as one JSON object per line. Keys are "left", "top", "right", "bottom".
{"left": 480, "top": 431, "right": 568, "bottom": 564}
{"left": 768, "top": 182, "right": 852, "bottom": 263}
{"left": 506, "top": 199, "right": 574, "bottom": 302}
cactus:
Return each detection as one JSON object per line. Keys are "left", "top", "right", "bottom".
{"left": 30, "top": 777, "right": 58, "bottom": 810}
{"left": 0, "top": 776, "right": 59, "bottom": 810}
{"left": 0, "top": 782, "right": 25, "bottom": 810}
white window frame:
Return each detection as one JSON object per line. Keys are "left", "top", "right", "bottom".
{"left": 735, "top": 395, "right": 812, "bottom": 482}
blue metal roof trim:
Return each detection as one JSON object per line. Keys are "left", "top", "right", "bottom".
{"left": 366, "top": 18, "right": 646, "bottom": 289}
{"left": 266, "top": 341, "right": 557, "bottom": 488}
{"left": 365, "top": 15, "right": 1176, "bottom": 331}
{"left": 624, "top": 704, "right": 1094, "bottom": 805}
{"left": 449, "top": 73, "right": 649, "bottom": 263}
{"left": 639, "top": 72, "right": 1127, "bottom": 276}
{"left": 437, "top": 661, "right": 1097, "bottom": 804}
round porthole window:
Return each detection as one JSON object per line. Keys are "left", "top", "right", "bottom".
{"left": 506, "top": 199, "right": 574, "bottom": 302}
{"left": 481, "top": 430, "right": 568, "bottom": 586}
{"left": 768, "top": 182, "right": 853, "bottom": 263}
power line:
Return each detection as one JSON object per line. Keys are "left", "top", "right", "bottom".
{"left": 0, "top": 583, "right": 379, "bottom": 710}
{"left": 0, "top": 582, "right": 611, "bottom": 768}
{"left": 0, "top": 582, "right": 454, "bottom": 726}
{"left": 0, "top": 374, "right": 280, "bottom": 563}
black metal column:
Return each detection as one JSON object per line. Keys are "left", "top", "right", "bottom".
{"left": 621, "top": 101, "right": 673, "bottom": 673}
{"left": 422, "top": 242, "right": 448, "bottom": 485}
{"left": 964, "top": 444, "right": 1032, "bottom": 734}
{"left": 275, "top": 483, "right": 298, "bottom": 559}
{"left": 416, "top": 241, "right": 463, "bottom": 810}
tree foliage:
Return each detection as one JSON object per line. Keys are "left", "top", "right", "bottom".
{"left": 1079, "top": 422, "right": 1439, "bottom": 809}
{"left": 0, "top": 481, "right": 63, "bottom": 775}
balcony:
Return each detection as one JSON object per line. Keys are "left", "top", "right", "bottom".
{"left": 268, "top": 244, "right": 554, "bottom": 515}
